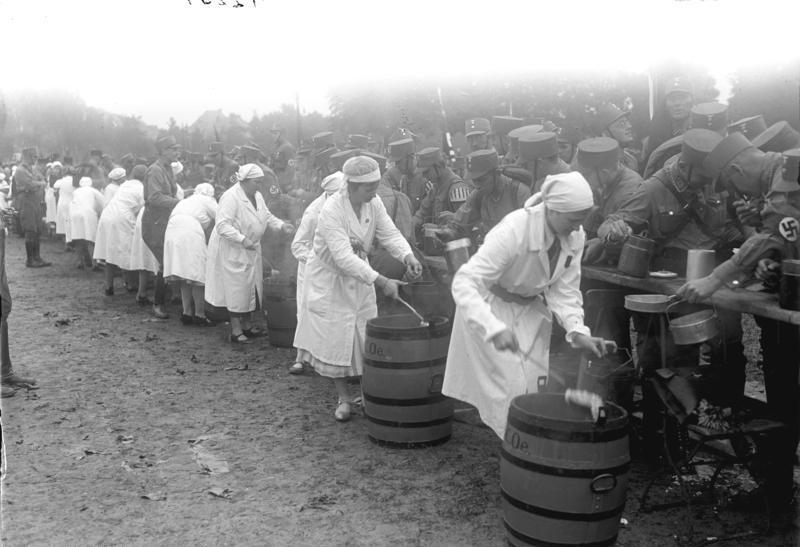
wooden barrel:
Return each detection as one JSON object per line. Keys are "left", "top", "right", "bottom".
{"left": 363, "top": 314, "right": 453, "bottom": 447}
{"left": 501, "top": 393, "right": 629, "bottom": 547}
{"left": 263, "top": 279, "right": 297, "bottom": 348}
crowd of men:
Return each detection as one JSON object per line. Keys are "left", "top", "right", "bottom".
{"left": 3, "top": 74, "right": 800, "bottom": 514}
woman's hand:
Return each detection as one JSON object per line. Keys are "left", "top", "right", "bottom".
{"left": 572, "top": 333, "right": 612, "bottom": 357}
{"left": 241, "top": 237, "right": 257, "bottom": 250}
{"left": 490, "top": 329, "right": 519, "bottom": 353}
{"left": 404, "top": 254, "right": 423, "bottom": 279}
{"left": 376, "top": 275, "right": 405, "bottom": 300}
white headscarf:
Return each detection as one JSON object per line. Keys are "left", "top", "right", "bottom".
{"left": 194, "top": 182, "right": 215, "bottom": 198}
{"left": 108, "top": 167, "right": 126, "bottom": 181}
{"left": 321, "top": 171, "right": 345, "bottom": 194}
{"left": 525, "top": 172, "right": 594, "bottom": 212}
{"left": 342, "top": 156, "right": 381, "bottom": 184}
{"left": 79, "top": 176, "right": 93, "bottom": 187}
{"left": 236, "top": 163, "right": 264, "bottom": 182}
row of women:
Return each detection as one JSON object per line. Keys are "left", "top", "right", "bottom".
{"left": 289, "top": 154, "right": 612, "bottom": 428}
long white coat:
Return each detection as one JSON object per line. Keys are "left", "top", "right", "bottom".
{"left": 163, "top": 195, "right": 218, "bottom": 285}
{"left": 293, "top": 188, "right": 412, "bottom": 369}
{"left": 93, "top": 179, "right": 145, "bottom": 268}
{"left": 45, "top": 185, "right": 57, "bottom": 224}
{"left": 69, "top": 186, "right": 105, "bottom": 242}
{"left": 129, "top": 208, "right": 159, "bottom": 273}
{"left": 442, "top": 203, "right": 591, "bottom": 439}
{"left": 103, "top": 182, "right": 120, "bottom": 207}
{"left": 53, "top": 176, "right": 74, "bottom": 237}
{"left": 205, "top": 184, "right": 285, "bottom": 313}
{"left": 290, "top": 192, "right": 328, "bottom": 321}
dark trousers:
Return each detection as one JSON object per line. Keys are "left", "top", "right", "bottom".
{"left": 1, "top": 317, "right": 10, "bottom": 377}
{"left": 24, "top": 230, "right": 39, "bottom": 262}
{"left": 755, "top": 316, "right": 800, "bottom": 506}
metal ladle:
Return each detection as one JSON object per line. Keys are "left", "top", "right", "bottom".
{"left": 396, "top": 296, "right": 429, "bottom": 327}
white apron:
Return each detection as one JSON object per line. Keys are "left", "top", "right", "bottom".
{"left": 290, "top": 193, "right": 327, "bottom": 322}
{"left": 163, "top": 195, "right": 218, "bottom": 285}
{"left": 293, "top": 189, "right": 412, "bottom": 368}
{"left": 93, "top": 180, "right": 144, "bottom": 268}
{"left": 129, "top": 207, "right": 160, "bottom": 273}
{"left": 69, "top": 186, "right": 105, "bottom": 242}
{"left": 45, "top": 186, "right": 57, "bottom": 224}
{"left": 53, "top": 176, "right": 74, "bottom": 237}
{"left": 205, "top": 184, "right": 284, "bottom": 313}
{"left": 442, "top": 204, "right": 590, "bottom": 439}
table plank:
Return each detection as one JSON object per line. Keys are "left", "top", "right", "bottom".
{"left": 583, "top": 265, "right": 800, "bottom": 326}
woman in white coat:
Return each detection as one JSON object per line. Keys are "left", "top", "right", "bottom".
{"left": 293, "top": 156, "right": 423, "bottom": 422}
{"left": 164, "top": 183, "right": 218, "bottom": 326}
{"left": 53, "top": 170, "right": 75, "bottom": 250}
{"left": 103, "top": 167, "right": 125, "bottom": 206}
{"left": 287, "top": 171, "right": 344, "bottom": 375}
{"left": 442, "top": 172, "right": 613, "bottom": 440}
{"left": 69, "top": 177, "right": 105, "bottom": 270}
{"left": 205, "top": 164, "right": 294, "bottom": 342}
{"left": 94, "top": 165, "right": 146, "bottom": 296}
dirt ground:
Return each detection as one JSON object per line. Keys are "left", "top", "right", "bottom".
{"left": 1, "top": 234, "right": 799, "bottom": 546}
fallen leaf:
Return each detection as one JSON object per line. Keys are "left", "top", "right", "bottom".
{"left": 176, "top": 369, "right": 186, "bottom": 375}
{"left": 141, "top": 492, "right": 166, "bottom": 501}
{"left": 207, "top": 487, "right": 232, "bottom": 499}
{"left": 116, "top": 435, "right": 135, "bottom": 444}
{"left": 224, "top": 365, "right": 248, "bottom": 371}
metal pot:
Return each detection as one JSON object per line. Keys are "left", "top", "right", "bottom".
{"left": 444, "top": 238, "right": 471, "bottom": 274}
{"left": 623, "top": 294, "right": 679, "bottom": 314}
{"left": 617, "top": 235, "right": 655, "bottom": 278}
{"left": 666, "top": 301, "right": 719, "bottom": 345}
{"left": 685, "top": 249, "right": 716, "bottom": 281}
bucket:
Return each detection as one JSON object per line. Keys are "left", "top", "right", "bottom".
{"left": 422, "top": 223, "right": 444, "bottom": 256}
{"left": 685, "top": 249, "right": 716, "bottom": 281}
{"left": 444, "top": 237, "right": 471, "bottom": 274}
{"left": 400, "top": 281, "right": 455, "bottom": 319}
{"left": 263, "top": 278, "right": 297, "bottom": 348}
{"left": 501, "top": 393, "right": 629, "bottom": 547}
{"left": 617, "top": 235, "right": 655, "bottom": 278}
{"left": 363, "top": 314, "right": 453, "bottom": 447}
{"left": 779, "top": 259, "right": 800, "bottom": 310}
{"left": 666, "top": 301, "right": 718, "bottom": 345}
{"left": 577, "top": 349, "right": 636, "bottom": 410}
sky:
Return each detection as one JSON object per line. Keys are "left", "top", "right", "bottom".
{"left": 2, "top": 0, "right": 799, "bottom": 127}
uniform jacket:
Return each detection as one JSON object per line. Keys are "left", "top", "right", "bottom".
{"left": 413, "top": 167, "right": 469, "bottom": 226}
{"left": 448, "top": 174, "right": 530, "bottom": 242}
{"left": 382, "top": 166, "right": 427, "bottom": 214}
{"left": 12, "top": 163, "right": 45, "bottom": 233}
{"left": 142, "top": 159, "right": 179, "bottom": 262}
{"left": 583, "top": 166, "right": 643, "bottom": 239}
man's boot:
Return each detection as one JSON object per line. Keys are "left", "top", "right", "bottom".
{"left": 24, "top": 241, "right": 36, "bottom": 267}
{"left": 33, "top": 239, "right": 51, "bottom": 267}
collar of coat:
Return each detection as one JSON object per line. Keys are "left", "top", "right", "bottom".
{"left": 525, "top": 203, "right": 584, "bottom": 254}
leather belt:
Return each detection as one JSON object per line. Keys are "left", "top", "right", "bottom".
{"left": 490, "top": 285, "right": 541, "bottom": 305}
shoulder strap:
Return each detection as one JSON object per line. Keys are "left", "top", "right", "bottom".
{"left": 653, "top": 173, "right": 716, "bottom": 239}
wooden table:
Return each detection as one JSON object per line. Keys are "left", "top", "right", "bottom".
{"left": 582, "top": 265, "right": 800, "bottom": 326}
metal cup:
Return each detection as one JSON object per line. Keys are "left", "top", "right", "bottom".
{"left": 685, "top": 249, "right": 715, "bottom": 281}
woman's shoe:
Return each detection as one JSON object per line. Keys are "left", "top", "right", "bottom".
{"left": 193, "top": 316, "right": 215, "bottom": 327}
{"left": 229, "top": 333, "right": 252, "bottom": 344}
{"left": 136, "top": 296, "right": 152, "bottom": 306}
{"left": 242, "top": 327, "right": 265, "bottom": 338}
{"left": 288, "top": 362, "right": 304, "bottom": 375}
{"left": 334, "top": 401, "right": 351, "bottom": 422}
{"left": 152, "top": 307, "right": 169, "bottom": 319}
{"left": 180, "top": 314, "right": 194, "bottom": 326}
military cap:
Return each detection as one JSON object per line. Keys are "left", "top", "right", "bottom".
{"left": 330, "top": 148, "right": 358, "bottom": 172}
{"left": 542, "top": 120, "right": 559, "bottom": 133}
{"left": 417, "top": 147, "right": 443, "bottom": 169}
{"left": 727, "top": 115, "right": 768, "bottom": 140}
{"left": 664, "top": 76, "right": 693, "bottom": 97}
{"left": 465, "top": 117, "right": 491, "bottom": 137}
{"left": 388, "top": 138, "right": 415, "bottom": 161}
{"left": 466, "top": 149, "right": 499, "bottom": 178}
{"left": 518, "top": 132, "right": 558, "bottom": 162}
{"left": 228, "top": 146, "right": 241, "bottom": 157}
{"left": 491, "top": 116, "right": 524, "bottom": 137}
{"left": 576, "top": 137, "right": 620, "bottom": 170}
{"left": 361, "top": 151, "right": 388, "bottom": 172}
{"left": 508, "top": 124, "right": 544, "bottom": 153}
{"left": 593, "top": 104, "right": 629, "bottom": 135}
{"left": 703, "top": 132, "right": 754, "bottom": 179}
{"left": 557, "top": 124, "right": 581, "bottom": 144}
{"left": 207, "top": 141, "right": 225, "bottom": 155}
{"left": 312, "top": 131, "right": 335, "bottom": 149}
{"left": 772, "top": 149, "right": 800, "bottom": 193}
{"left": 156, "top": 135, "right": 178, "bottom": 152}
{"left": 346, "top": 134, "right": 370, "bottom": 149}
{"left": 690, "top": 102, "right": 729, "bottom": 132}
{"left": 120, "top": 153, "right": 135, "bottom": 163}
{"left": 681, "top": 129, "right": 724, "bottom": 169}
{"left": 391, "top": 128, "right": 418, "bottom": 142}
{"left": 297, "top": 146, "right": 313, "bottom": 156}
{"left": 313, "top": 146, "right": 338, "bottom": 165}
{"left": 751, "top": 121, "right": 800, "bottom": 153}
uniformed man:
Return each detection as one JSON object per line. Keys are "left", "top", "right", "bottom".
{"left": 13, "top": 147, "right": 51, "bottom": 267}
{"left": 345, "top": 134, "right": 371, "bottom": 151}
{"left": 491, "top": 115, "right": 524, "bottom": 161}
{"left": 751, "top": 121, "right": 800, "bottom": 153}
{"left": 727, "top": 115, "right": 768, "bottom": 140}
{"left": 311, "top": 131, "right": 335, "bottom": 153}
{"left": 503, "top": 124, "right": 543, "bottom": 166}
{"left": 644, "top": 76, "right": 694, "bottom": 166}
{"left": 120, "top": 153, "right": 135, "bottom": 176}
{"left": 382, "top": 138, "right": 426, "bottom": 214}
{"left": 517, "top": 131, "right": 571, "bottom": 192}
{"left": 241, "top": 144, "right": 269, "bottom": 173}
{"left": 330, "top": 149, "right": 358, "bottom": 174}
{"left": 206, "top": 141, "right": 238, "bottom": 196}
{"left": 464, "top": 117, "right": 493, "bottom": 153}
{"left": 557, "top": 124, "right": 581, "bottom": 165}
{"left": 592, "top": 104, "right": 640, "bottom": 172}
{"left": 184, "top": 152, "right": 205, "bottom": 188}
{"left": 412, "top": 147, "right": 471, "bottom": 230}
{"left": 615, "top": 129, "right": 747, "bottom": 461}
{"left": 678, "top": 145, "right": 800, "bottom": 514}
{"left": 438, "top": 149, "right": 530, "bottom": 245}
{"left": 269, "top": 123, "right": 296, "bottom": 190}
